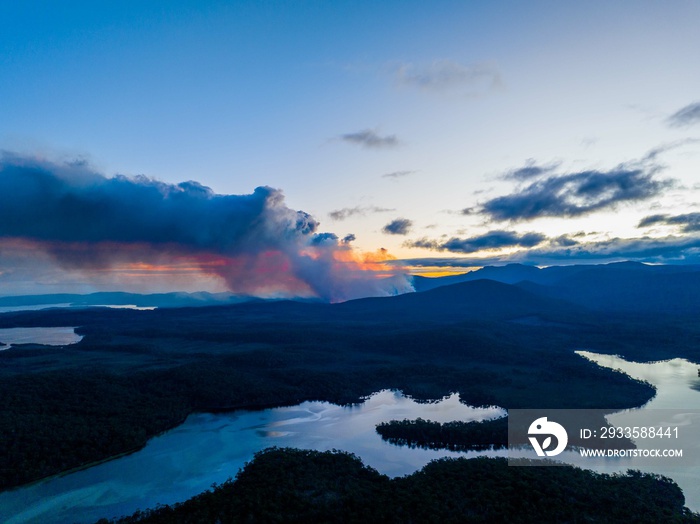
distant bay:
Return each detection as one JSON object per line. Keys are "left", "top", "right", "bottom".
{"left": 0, "top": 327, "right": 82, "bottom": 349}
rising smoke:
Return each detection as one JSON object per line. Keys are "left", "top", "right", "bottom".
{"left": 0, "top": 153, "right": 412, "bottom": 301}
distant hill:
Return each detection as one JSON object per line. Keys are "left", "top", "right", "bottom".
{"left": 0, "top": 291, "right": 255, "bottom": 310}
{"left": 336, "top": 278, "right": 584, "bottom": 324}
{"left": 411, "top": 263, "right": 575, "bottom": 292}
{"left": 5, "top": 261, "right": 700, "bottom": 317}
{"left": 521, "top": 264, "right": 700, "bottom": 315}
{"left": 413, "top": 262, "right": 700, "bottom": 315}
{"left": 413, "top": 262, "right": 700, "bottom": 291}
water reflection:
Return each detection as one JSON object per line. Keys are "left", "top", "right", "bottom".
{"left": 0, "top": 390, "right": 505, "bottom": 524}
{"left": 0, "top": 327, "right": 82, "bottom": 349}
{"left": 565, "top": 351, "right": 700, "bottom": 510}
{"left": 6, "top": 352, "right": 700, "bottom": 522}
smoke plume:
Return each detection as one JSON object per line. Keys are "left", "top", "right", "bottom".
{"left": 0, "top": 153, "right": 411, "bottom": 301}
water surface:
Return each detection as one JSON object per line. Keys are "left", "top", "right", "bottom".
{"left": 0, "top": 304, "right": 73, "bottom": 314}
{"left": 559, "top": 351, "right": 700, "bottom": 509}
{"left": 0, "top": 390, "right": 505, "bottom": 524}
{"left": 0, "top": 327, "right": 82, "bottom": 349}
{"left": 5, "top": 351, "right": 700, "bottom": 522}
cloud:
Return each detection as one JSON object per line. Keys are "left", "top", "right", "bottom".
{"left": 399, "top": 234, "right": 700, "bottom": 267}
{"left": 382, "top": 218, "right": 413, "bottom": 236}
{"left": 521, "top": 235, "right": 700, "bottom": 264}
{"left": 382, "top": 170, "right": 415, "bottom": 179}
{"left": 638, "top": 213, "right": 700, "bottom": 232}
{"left": 641, "top": 138, "right": 700, "bottom": 162}
{"left": 502, "top": 160, "right": 560, "bottom": 181}
{"left": 393, "top": 255, "right": 512, "bottom": 269}
{"left": 405, "top": 230, "right": 547, "bottom": 254}
{"left": 341, "top": 129, "right": 399, "bottom": 149}
{"left": 550, "top": 235, "right": 579, "bottom": 247}
{"left": 342, "top": 234, "right": 356, "bottom": 243}
{"left": 395, "top": 60, "right": 502, "bottom": 94}
{"left": 329, "top": 206, "right": 394, "bottom": 221}
{"left": 481, "top": 166, "right": 673, "bottom": 221}
{"left": 0, "top": 153, "right": 412, "bottom": 302}
{"left": 330, "top": 207, "right": 362, "bottom": 221}
{"left": 667, "top": 101, "right": 700, "bottom": 127}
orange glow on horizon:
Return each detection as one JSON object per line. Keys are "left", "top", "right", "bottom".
{"left": 405, "top": 265, "right": 479, "bottom": 278}
{"left": 331, "top": 246, "right": 401, "bottom": 274}
{"left": 0, "top": 237, "right": 411, "bottom": 299}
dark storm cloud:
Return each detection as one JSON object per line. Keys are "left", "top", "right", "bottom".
{"left": 482, "top": 167, "right": 672, "bottom": 221}
{"left": 329, "top": 206, "right": 394, "bottom": 221}
{"left": 382, "top": 218, "right": 413, "bottom": 236}
{"left": 340, "top": 129, "right": 399, "bottom": 149}
{"left": 405, "top": 230, "right": 546, "bottom": 254}
{"left": 667, "top": 101, "right": 700, "bottom": 127}
{"left": 638, "top": 213, "right": 700, "bottom": 232}
{"left": 395, "top": 60, "right": 502, "bottom": 93}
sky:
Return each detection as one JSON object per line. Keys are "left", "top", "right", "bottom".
{"left": 1, "top": 1, "right": 700, "bottom": 299}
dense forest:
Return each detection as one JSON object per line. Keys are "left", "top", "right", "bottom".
{"left": 4, "top": 264, "right": 700, "bottom": 520}
{"left": 0, "top": 287, "right": 658, "bottom": 490}
{"left": 376, "top": 414, "right": 636, "bottom": 453}
{"left": 376, "top": 417, "right": 509, "bottom": 451}
{"left": 101, "top": 448, "right": 700, "bottom": 523}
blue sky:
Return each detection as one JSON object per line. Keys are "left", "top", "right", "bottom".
{"left": 1, "top": 1, "right": 700, "bottom": 297}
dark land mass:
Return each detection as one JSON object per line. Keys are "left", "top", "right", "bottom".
{"left": 103, "top": 448, "right": 699, "bottom": 524}
{"left": 0, "top": 291, "right": 257, "bottom": 309}
{"left": 376, "top": 415, "right": 635, "bottom": 453}
{"left": 2, "top": 262, "right": 700, "bottom": 519}
{"left": 415, "top": 261, "right": 700, "bottom": 317}
{"left": 376, "top": 417, "right": 510, "bottom": 451}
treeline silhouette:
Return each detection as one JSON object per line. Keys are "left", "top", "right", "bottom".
{"left": 376, "top": 417, "right": 508, "bottom": 451}
{"left": 0, "top": 312, "right": 652, "bottom": 490}
{"left": 101, "top": 448, "right": 700, "bottom": 523}
{"left": 3, "top": 272, "right": 695, "bottom": 491}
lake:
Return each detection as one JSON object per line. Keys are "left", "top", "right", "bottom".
{"left": 0, "top": 304, "right": 156, "bottom": 314}
{"left": 3, "top": 350, "right": 700, "bottom": 523}
{"left": 568, "top": 351, "right": 700, "bottom": 510}
{"left": 0, "top": 327, "right": 82, "bottom": 349}
{"left": 0, "top": 304, "right": 74, "bottom": 314}
{"left": 0, "top": 390, "right": 506, "bottom": 524}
